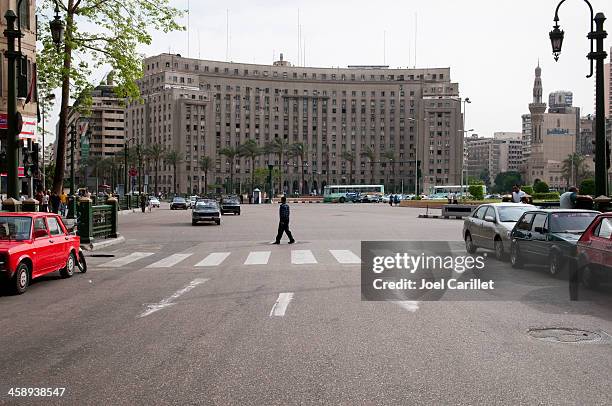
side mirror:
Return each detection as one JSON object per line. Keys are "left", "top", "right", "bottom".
{"left": 34, "top": 229, "right": 48, "bottom": 239}
{"left": 484, "top": 215, "right": 496, "bottom": 223}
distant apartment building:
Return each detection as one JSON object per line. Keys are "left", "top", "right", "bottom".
{"left": 62, "top": 77, "right": 125, "bottom": 185}
{"left": 578, "top": 116, "right": 595, "bottom": 156}
{"left": 126, "top": 53, "right": 465, "bottom": 195}
{"left": 521, "top": 113, "right": 532, "bottom": 163}
{"left": 603, "top": 49, "right": 610, "bottom": 118}
{"left": 548, "top": 90, "right": 573, "bottom": 113}
{"left": 465, "top": 132, "right": 523, "bottom": 184}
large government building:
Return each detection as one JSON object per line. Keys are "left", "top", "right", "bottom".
{"left": 126, "top": 53, "right": 465, "bottom": 195}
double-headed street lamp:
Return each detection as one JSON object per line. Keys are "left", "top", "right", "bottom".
{"left": 549, "top": 0, "right": 608, "bottom": 197}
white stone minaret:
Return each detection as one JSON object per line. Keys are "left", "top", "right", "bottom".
{"left": 527, "top": 62, "right": 547, "bottom": 183}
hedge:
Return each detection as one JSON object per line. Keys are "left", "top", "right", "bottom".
{"left": 532, "top": 192, "right": 560, "bottom": 200}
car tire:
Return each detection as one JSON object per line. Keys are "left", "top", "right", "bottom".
{"left": 60, "top": 252, "right": 76, "bottom": 278}
{"left": 216, "top": 219, "right": 221, "bottom": 225}
{"left": 77, "top": 250, "right": 87, "bottom": 273}
{"left": 12, "top": 262, "right": 30, "bottom": 295}
{"left": 192, "top": 220, "right": 197, "bottom": 226}
{"left": 237, "top": 211, "right": 241, "bottom": 216}
{"left": 465, "top": 233, "right": 477, "bottom": 254}
{"left": 510, "top": 243, "right": 523, "bottom": 269}
{"left": 494, "top": 238, "right": 505, "bottom": 260}
{"left": 548, "top": 252, "right": 562, "bottom": 276}
{"left": 580, "top": 266, "right": 599, "bottom": 289}
{"left": 339, "top": 197, "right": 346, "bottom": 203}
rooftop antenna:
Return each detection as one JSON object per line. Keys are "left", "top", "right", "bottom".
{"left": 297, "top": 9, "right": 301, "bottom": 66}
{"left": 226, "top": 9, "right": 229, "bottom": 61}
{"left": 198, "top": 28, "right": 201, "bottom": 58}
{"left": 187, "top": 0, "right": 190, "bottom": 57}
{"left": 414, "top": 12, "right": 418, "bottom": 68}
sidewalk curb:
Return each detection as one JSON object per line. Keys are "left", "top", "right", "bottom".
{"left": 418, "top": 214, "right": 463, "bottom": 220}
{"left": 81, "top": 235, "right": 125, "bottom": 251}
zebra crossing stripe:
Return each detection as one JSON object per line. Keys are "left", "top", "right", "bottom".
{"left": 194, "top": 252, "right": 231, "bottom": 267}
{"left": 244, "top": 251, "right": 271, "bottom": 265}
{"left": 269, "top": 292, "right": 294, "bottom": 317}
{"left": 105, "top": 252, "right": 154, "bottom": 268}
{"left": 329, "top": 249, "right": 361, "bottom": 264}
{"left": 146, "top": 253, "right": 193, "bottom": 268}
{"left": 291, "top": 250, "right": 317, "bottom": 264}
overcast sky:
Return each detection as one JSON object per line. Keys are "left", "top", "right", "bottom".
{"left": 44, "top": 0, "right": 612, "bottom": 144}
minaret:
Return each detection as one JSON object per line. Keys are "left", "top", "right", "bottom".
{"left": 527, "top": 62, "right": 547, "bottom": 182}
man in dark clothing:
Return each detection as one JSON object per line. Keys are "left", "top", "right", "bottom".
{"left": 50, "top": 192, "right": 60, "bottom": 214}
{"left": 273, "top": 196, "right": 295, "bottom": 244}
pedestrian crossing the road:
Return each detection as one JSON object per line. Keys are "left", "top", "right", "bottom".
{"left": 90, "top": 249, "right": 362, "bottom": 269}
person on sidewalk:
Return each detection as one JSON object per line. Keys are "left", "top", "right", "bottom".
{"left": 50, "top": 192, "right": 60, "bottom": 214}
{"left": 59, "top": 191, "right": 68, "bottom": 215}
{"left": 273, "top": 196, "right": 295, "bottom": 244}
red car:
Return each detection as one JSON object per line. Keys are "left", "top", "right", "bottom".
{"left": 0, "top": 213, "right": 86, "bottom": 294}
{"left": 576, "top": 213, "right": 612, "bottom": 289}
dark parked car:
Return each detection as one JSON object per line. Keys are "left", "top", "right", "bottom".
{"left": 192, "top": 200, "right": 221, "bottom": 225}
{"left": 220, "top": 196, "right": 241, "bottom": 215}
{"left": 510, "top": 209, "right": 599, "bottom": 276}
{"left": 576, "top": 213, "right": 612, "bottom": 288}
{"left": 170, "top": 196, "right": 188, "bottom": 210}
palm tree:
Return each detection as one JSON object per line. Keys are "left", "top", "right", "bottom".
{"left": 145, "top": 144, "right": 164, "bottom": 195}
{"left": 341, "top": 150, "right": 356, "bottom": 185}
{"left": 361, "top": 146, "right": 376, "bottom": 184}
{"left": 382, "top": 150, "right": 395, "bottom": 193}
{"left": 219, "top": 146, "right": 240, "bottom": 194}
{"left": 164, "top": 149, "right": 182, "bottom": 195}
{"left": 238, "top": 139, "right": 263, "bottom": 193}
{"left": 198, "top": 156, "right": 212, "bottom": 195}
{"left": 265, "top": 137, "right": 290, "bottom": 194}
{"left": 561, "top": 153, "right": 587, "bottom": 187}
{"left": 289, "top": 142, "right": 307, "bottom": 194}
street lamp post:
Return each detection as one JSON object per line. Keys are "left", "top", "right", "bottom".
{"left": 408, "top": 117, "right": 427, "bottom": 195}
{"left": 460, "top": 98, "right": 471, "bottom": 199}
{"left": 67, "top": 124, "right": 77, "bottom": 218}
{"left": 41, "top": 94, "right": 56, "bottom": 192}
{"left": 549, "top": 1, "right": 608, "bottom": 197}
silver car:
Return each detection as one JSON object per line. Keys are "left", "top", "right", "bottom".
{"left": 463, "top": 203, "right": 536, "bottom": 260}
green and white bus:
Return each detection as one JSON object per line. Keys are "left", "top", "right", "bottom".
{"left": 323, "top": 184, "right": 385, "bottom": 203}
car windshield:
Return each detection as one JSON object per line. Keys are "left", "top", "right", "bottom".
{"left": 173, "top": 197, "right": 185, "bottom": 202}
{"left": 0, "top": 216, "right": 32, "bottom": 241}
{"left": 549, "top": 212, "right": 598, "bottom": 233}
{"left": 498, "top": 206, "right": 535, "bottom": 222}
{"left": 223, "top": 198, "right": 239, "bottom": 204}
{"left": 196, "top": 202, "right": 217, "bottom": 209}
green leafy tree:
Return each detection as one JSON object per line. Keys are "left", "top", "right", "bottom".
{"left": 341, "top": 150, "right": 356, "bottom": 185}
{"left": 253, "top": 167, "right": 280, "bottom": 189}
{"left": 238, "top": 140, "right": 263, "bottom": 192}
{"left": 533, "top": 180, "right": 550, "bottom": 193}
{"left": 265, "top": 137, "right": 290, "bottom": 194}
{"left": 164, "top": 149, "right": 182, "bottom": 195}
{"left": 361, "top": 146, "right": 376, "bottom": 184}
{"left": 493, "top": 171, "right": 523, "bottom": 194}
{"left": 468, "top": 184, "right": 484, "bottom": 200}
{"left": 37, "top": 0, "right": 184, "bottom": 194}
{"left": 467, "top": 176, "right": 484, "bottom": 185}
{"left": 522, "top": 185, "right": 534, "bottom": 195}
{"left": 219, "top": 147, "right": 240, "bottom": 194}
{"left": 579, "top": 178, "right": 596, "bottom": 196}
{"left": 198, "top": 156, "right": 212, "bottom": 194}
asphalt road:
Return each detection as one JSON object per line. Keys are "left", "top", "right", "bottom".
{"left": 1, "top": 203, "right": 611, "bottom": 405}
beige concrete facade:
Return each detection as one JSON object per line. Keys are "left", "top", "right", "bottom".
{"left": 127, "top": 53, "right": 464, "bottom": 195}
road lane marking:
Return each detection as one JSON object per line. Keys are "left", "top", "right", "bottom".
{"left": 195, "top": 252, "right": 231, "bottom": 267}
{"left": 329, "top": 249, "right": 361, "bottom": 264}
{"left": 269, "top": 292, "right": 294, "bottom": 317}
{"left": 105, "top": 252, "right": 154, "bottom": 268}
{"left": 146, "top": 253, "right": 193, "bottom": 268}
{"left": 244, "top": 251, "right": 271, "bottom": 265}
{"left": 138, "top": 278, "right": 209, "bottom": 318}
{"left": 291, "top": 250, "right": 317, "bottom": 264}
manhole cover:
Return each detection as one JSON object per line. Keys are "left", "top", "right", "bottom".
{"left": 527, "top": 328, "right": 602, "bottom": 343}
